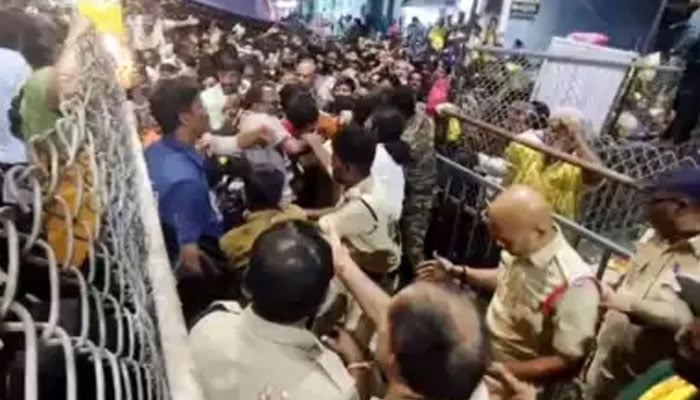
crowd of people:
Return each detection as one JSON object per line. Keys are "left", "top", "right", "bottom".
{"left": 1, "top": 2, "right": 700, "bottom": 400}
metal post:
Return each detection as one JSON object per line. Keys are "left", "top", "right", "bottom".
{"left": 643, "top": 0, "right": 671, "bottom": 53}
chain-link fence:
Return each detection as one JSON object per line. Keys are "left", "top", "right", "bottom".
{"left": 606, "top": 61, "right": 683, "bottom": 140}
{"left": 451, "top": 44, "right": 685, "bottom": 138}
{"left": 445, "top": 44, "right": 699, "bottom": 244}
{"left": 0, "top": 25, "right": 202, "bottom": 399}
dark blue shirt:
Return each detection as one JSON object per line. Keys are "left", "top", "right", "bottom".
{"left": 145, "top": 137, "right": 222, "bottom": 262}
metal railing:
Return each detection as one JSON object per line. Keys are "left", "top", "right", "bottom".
{"left": 435, "top": 155, "right": 634, "bottom": 279}
{"left": 439, "top": 109, "right": 653, "bottom": 245}
{"left": 454, "top": 113, "right": 639, "bottom": 187}
{"left": 0, "top": 25, "right": 203, "bottom": 400}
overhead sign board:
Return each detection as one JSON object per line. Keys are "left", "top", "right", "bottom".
{"left": 511, "top": 0, "right": 540, "bottom": 19}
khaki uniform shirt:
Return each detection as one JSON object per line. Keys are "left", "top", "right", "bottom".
{"left": 190, "top": 303, "right": 357, "bottom": 400}
{"left": 319, "top": 176, "right": 401, "bottom": 274}
{"left": 487, "top": 228, "right": 599, "bottom": 362}
{"left": 584, "top": 231, "right": 700, "bottom": 399}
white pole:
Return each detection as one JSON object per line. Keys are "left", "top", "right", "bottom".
{"left": 499, "top": 0, "right": 514, "bottom": 34}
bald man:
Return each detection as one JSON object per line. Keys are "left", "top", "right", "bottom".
{"left": 420, "top": 185, "right": 600, "bottom": 386}
{"left": 327, "top": 229, "right": 490, "bottom": 400}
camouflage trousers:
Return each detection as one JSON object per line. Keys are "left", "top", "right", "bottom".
{"left": 401, "top": 193, "right": 434, "bottom": 269}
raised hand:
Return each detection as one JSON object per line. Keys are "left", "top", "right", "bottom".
{"left": 195, "top": 133, "right": 215, "bottom": 157}
{"left": 321, "top": 327, "right": 367, "bottom": 365}
{"left": 416, "top": 252, "right": 463, "bottom": 283}
{"left": 485, "top": 363, "right": 537, "bottom": 400}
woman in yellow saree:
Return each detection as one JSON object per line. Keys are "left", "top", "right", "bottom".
{"left": 505, "top": 107, "right": 602, "bottom": 219}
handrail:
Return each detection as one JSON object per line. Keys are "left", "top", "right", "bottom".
{"left": 454, "top": 43, "right": 683, "bottom": 73}
{"left": 443, "top": 110, "right": 640, "bottom": 188}
{"left": 437, "top": 155, "right": 635, "bottom": 259}
{"left": 124, "top": 103, "right": 206, "bottom": 400}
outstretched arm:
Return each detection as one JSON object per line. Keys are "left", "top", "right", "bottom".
{"left": 326, "top": 225, "right": 391, "bottom": 326}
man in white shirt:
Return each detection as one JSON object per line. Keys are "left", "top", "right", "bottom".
{"left": 201, "top": 57, "right": 242, "bottom": 132}
{"left": 371, "top": 144, "right": 405, "bottom": 220}
{"left": 128, "top": 8, "right": 198, "bottom": 53}
{"left": 367, "top": 106, "right": 410, "bottom": 221}
{"left": 190, "top": 221, "right": 362, "bottom": 400}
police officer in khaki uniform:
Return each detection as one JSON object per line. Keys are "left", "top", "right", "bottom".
{"left": 419, "top": 185, "right": 600, "bottom": 385}
{"left": 318, "top": 124, "right": 401, "bottom": 284}
{"left": 584, "top": 168, "right": 700, "bottom": 399}
{"left": 190, "top": 222, "right": 365, "bottom": 400}
{"left": 316, "top": 124, "right": 401, "bottom": 346}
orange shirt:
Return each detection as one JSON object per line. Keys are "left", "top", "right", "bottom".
{"left": 317, "top": 113, "right": 340, "bottom": 139}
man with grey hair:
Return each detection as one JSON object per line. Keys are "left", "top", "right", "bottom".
{"left": 296, "top": 58, "right": 334, "bottom": 108}
{"left": 326, "top": 227, "right": 490, "bottom": 400}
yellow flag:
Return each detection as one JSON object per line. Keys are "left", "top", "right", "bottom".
{"left": 77, "top": 0, "right": 125, "bottom": 38}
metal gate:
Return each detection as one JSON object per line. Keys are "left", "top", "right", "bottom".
{"left": 0, "top": 27, "right": 205, "bottom": 400}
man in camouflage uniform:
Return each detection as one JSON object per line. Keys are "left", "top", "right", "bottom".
{"left": 391, "top": 86, "right": 437, "bottom": 270}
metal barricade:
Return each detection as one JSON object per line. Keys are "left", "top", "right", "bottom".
{"left": 0, "top": 26, "right": 203, "bottom": 400}
{"left": 435, "top": 155, "right": 633, "bottom": 279}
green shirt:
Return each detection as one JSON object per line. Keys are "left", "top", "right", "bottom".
{"left": 617, "top": 360, "right": 676, "bottom": 400}
{"left": 20, "top": 67, "right": 60, "bottom": 140}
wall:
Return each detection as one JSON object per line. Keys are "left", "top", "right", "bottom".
{"left": 402, "top": 6, "right": 448, "bottom": 25}
{"left": 459, "top": 0, "right": 477, "bottom": 12}
{"left": 505, "top": 0, "right": 663, "bottom": 51}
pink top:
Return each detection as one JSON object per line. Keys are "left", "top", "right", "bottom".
{"left": 281, "top": 119, "right": 296, "bottom": 137}
{"left": 426, "top": 77, "right": 450, "bottom": 117}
